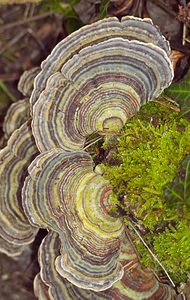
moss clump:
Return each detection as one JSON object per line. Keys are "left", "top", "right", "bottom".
{"left": 102, "top": 102, "right": 190, "bottom": 283}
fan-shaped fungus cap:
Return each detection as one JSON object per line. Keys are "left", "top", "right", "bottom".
{"left": 3, "top": 98, "right": 30, "bottom": 139}
{"left": 0, "top": 121, "right": 38, "bottom": 256}
{"left": 36, "top": 231, "right": 176, "bottom": 299}
{"left": 18, "top": 67, "right": 40, "bottom": 97}
{"left": 111, "top": 264, "right": 176, "bottom": 299}
{"left": 22, "top": 149, "right": 176, "bottom": 297}
{"left": 31, "top": 17, "right": 173, "bottom": 152}
{"left": 34, "top": 273, "right": 51, "bottom": 300}
{"left": 30, "top": 16, "right": 170, "bottom": 107}
{"left": 36, "top": 231, "right": 110, "bottom": 299}
{"left": 0, "top": 236, "right": 25, "bottom": 257}
{"left": 22, "top": 149, "right": 136, "bottom": 291}
{"left": 3, "top": 67, "right": 39, "bottom": 139}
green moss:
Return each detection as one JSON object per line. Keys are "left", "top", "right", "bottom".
{"left": 134, "top": 220, "right": 190, "bottom": 283}
{"left": 102, "top": 102, "right": 190, "bottom": 283}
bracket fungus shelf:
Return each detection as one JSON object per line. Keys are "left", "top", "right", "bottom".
{"left": 34, "top": 231, "right": 176, "bottom": 300}
{"left": 31, "top": 16, "right": 173, "bottom": 152}
{"left": 0, "top": 68, "right": 39, "bottom": 256}
{"left": 22, "top": 149, "right": 176, "bottom": 298}
{"left": 18, "top": 67, "right": 40, "bottom": 97}
{"left": 0, "top": 16, "right": 176, "bottom": 299}
{"left": 3, "top": 98, "right": 30, "bottom": 139}
{"left": 30, "top": 16, "right": 171, "bottom": 107}
{"left": 0, "top": 122, "right": 38, "bottom": 256}
{"left": 22, "top": 150, "right": 127, "bottom": 291}
{"left": 3, "top": 67, "right": 40, "bottom": 140}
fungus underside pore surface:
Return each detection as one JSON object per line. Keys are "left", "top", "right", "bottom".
{"left": 101, "top": 101, "right": 190, "bottom": 284}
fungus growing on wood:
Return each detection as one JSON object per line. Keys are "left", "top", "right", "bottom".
{"left": 0, "top": 236, "right": 26, "bottom": 257}
{"left": 3, "top": 99, "right": 30, "bottom": 139}
{"left": 35, "top": 231, "right": 176, "bottom": 299}
{"left": 30, "top": 16, "right": 171, "bottom": 107}
{"left": 22, "top": 149, "right": 127, "bottom": 290}
{"left": 0, "top": 16, "right": 176, "bottom": 298}
{"left": 0, "top": 68, "right": 40, "bottom": 255}
{"left": 34, "top": 274, "right": 51, "bottom": 300}
{"left": 0, "top": 121, "right": 38, "bottom": 256}
{"left": 18, "top": 67, "right": 40, "bottom": 97}
{"left": 3, "top": 67, "right": 39, "bottom": 139}
{"left": 35, "top": 231, "right": 108, "bottom": 300}
{"left": 22, "top": 149, "right": 176, "bottom": 297}
{"left": 31, "top": 17, "right": 173, "bottom": 152}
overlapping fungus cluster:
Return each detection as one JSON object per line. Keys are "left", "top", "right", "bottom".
{"left": 0, "top": 17, "right": 176, "bottom": 299}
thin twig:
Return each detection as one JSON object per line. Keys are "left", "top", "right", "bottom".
{"left": 184, "top": 37, "right": 190, "bottom": 44}
{"left": 128, "top": 219, "right": 176, "bottom": 288}
{"left": 0, "top": 30, "right": 27, "bottom": 55}
{"left": 0, "top": 73, "right": 20, "bottom": 82}
{"left": 24, "top": 4, "right": 32, "bottom": 19}
{"left": 83, "top": 137, "right": 103, "bottom": 151}
{"left": 29, "top": 4, "right": 36, "bottom": 18}
{"left": 27, "top": 28, "right": 46, "bottom": 51}
{"left": 150, "top": 0, "right": 176, "bottom": 17}
{"left": 85, "top": 136, "right": 102, "bottom": 145}
{"left": 153, "top": 99, "right": 180, "bottom": 112}
{"left": 0, "top": 28, "right": 46, "bottom": 56}
{"left": 183, "top": 23, "right": 187, "bottom": 46}
{"left": 0, "top": 12, "right": 52, "bottom": 32}
{"left": 161, "top": 95, "right": 180, "bottom": 107}
{"left": 0, "top": 80, "right": 17, "bottom": 102}
{"left": 124, "top": 227, "right": 141, "bottom": 262}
